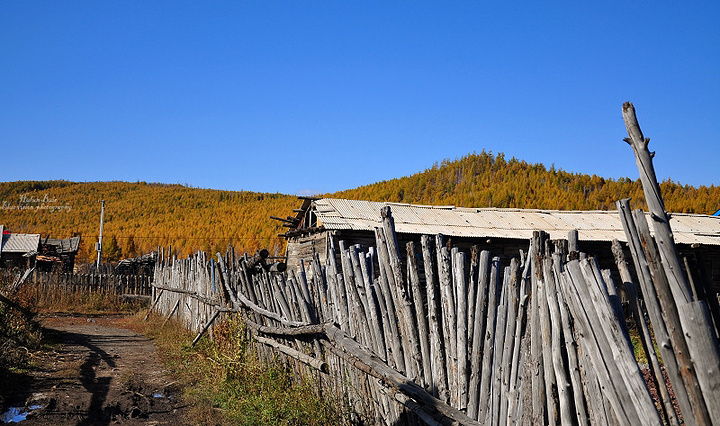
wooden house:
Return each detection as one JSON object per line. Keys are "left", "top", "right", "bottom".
{"left": 0, "top": 226, "right": 81, "bottom": 272}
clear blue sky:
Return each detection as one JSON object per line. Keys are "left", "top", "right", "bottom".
{"left": 2, "top": 2, "right": 718, "bottom": 195}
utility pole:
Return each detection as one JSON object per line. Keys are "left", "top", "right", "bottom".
{"left": 96, "top": 200, "right": 105, "bottom": 270}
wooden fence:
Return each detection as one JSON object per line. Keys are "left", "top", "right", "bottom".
{"left": 147, "top": 103, "right": 720, "bottom": 425}
{"left": 29, "top": 271, "right": 153, "bottom": 305}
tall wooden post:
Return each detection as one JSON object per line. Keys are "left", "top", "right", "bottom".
{"left": 96, "top": 200, "right": 105, "bottom": 270}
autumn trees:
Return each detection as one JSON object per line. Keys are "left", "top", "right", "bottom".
{"left": 0, "top": 152, "right": 717, "bottom": 265}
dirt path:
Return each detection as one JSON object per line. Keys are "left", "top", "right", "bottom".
{"left": 3, "top": 315, "right": 189, "bottom": 425}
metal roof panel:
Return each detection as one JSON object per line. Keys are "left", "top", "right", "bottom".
{"left": 309, "top": 199, "right": 720, "bottom": 246}
{"left": 1, "top": 233, "right": 40, "bottom": 253}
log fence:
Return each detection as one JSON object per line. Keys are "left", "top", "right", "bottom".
{"left": 145, "top": 104, "right": 720, "bottom": 425}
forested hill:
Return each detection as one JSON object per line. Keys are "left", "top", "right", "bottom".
{"left": 1, "top": 152, "right": 717, "bottom": 264}
{"left": 334, "top": 151, "right": 719, "bottom": 214}
{"left": 0, "top": 181, "right": 296, "bottom": 263}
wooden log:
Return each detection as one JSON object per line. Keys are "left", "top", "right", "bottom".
{"left": 466, "top": 246, "right": 479, "bottom": 353}
{"left": 506, "top": 248, "right": 531, "bottom": 426}
{"left": 162, "top": 298, "right": 181, "bottom": 327}
{"left": 568, "top": 229, "right": 579, "bottom": 259}
{"left": 489, "top": 266, "right": 510, "bottom": 426}
{"left": 542, "top": 257, "right": 573, "bottom": 426}
{"left": 437, "top": 241, "right": 458, "bottom": 407}
{"left": 536, "top": 246, "right": 558, "bottom": 425}
{"left": 529, "top": 232, "right": 547, "bottom": 425}
{"left": 233, "top": 285, "right": 308, "bottom": 327}
{"left": 498, "top": 258, "right": 520, "bottom": 425}
{"left": 191, "top": 309, "right": 220, "bottom": 346}
{"left": 254, "top": 335, "right": 328, "bottom": 373}
{"left": 381, "top": 207, "right": 423, "bottom": 382}
{"left": 358, "top": 247, "right": 387, "bottom": 358}
{"left": 612, "top": 241, "right": 678, "bottom": 426}
{"left": 337, "top": 241, "right": 361, "bottom": 339}
{"left": 340, "top": 243, "right": 373, "bottom": 349}
{"left": 617, "top": 199, "right": 694, "bottom": 425}
{"left": 349, "top": 245, "right": 381, "bottom": 353}
{"left": 550, "top": 253, "right": 589, "bottom": 426}
{"left": 144, "top": 288, "right": 165, "bottom": 321}
{"left": 374, "top": 226, "right": 409, "bottom": 371}
{"left": 476, "top": 256, "right": 500, "bottom": 420}
{"left": 585, "top": 259, "right": 662, "bottom": 423}
{"left": 563, "top": 260, "right": 638, "bottom": 425}
{"left": 677, "top": 301, "right": 720, "bottom": 422}
{"left": 323, "top": 324, "right": 482, "bottom": 426}
{"left": 632, "top": 208, "right": 710, "bottom": 426}
{"left": 408, "top": 241, "right": 433, "bottom": 390}
{"left": 422, "top": 234, "right": 448, "bottom": 401}
{"left": 466, "top": 250, "right": 490, "bottom": 420}
{"left": 311, "top": 252, "right": 328, "bottom": 322}
{"left": 453, "top": 251, "right": 468, "bottom": 410}
{"left": 622, "top": 102, "right": 693, "bottom": 304}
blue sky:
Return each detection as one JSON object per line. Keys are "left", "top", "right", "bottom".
{"left": 2, "top": 2, "right": 718, "bottom": 195}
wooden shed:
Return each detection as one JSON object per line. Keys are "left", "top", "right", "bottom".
{"left": 280, "top": 198, "right": 720, "bottom": 291}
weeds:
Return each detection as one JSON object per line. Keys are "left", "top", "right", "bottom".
{"left": 128, "top": 312, "right": 340, "bottom": 425}
{"left": 0, "top": 279, "right": 43, "bottom": 409}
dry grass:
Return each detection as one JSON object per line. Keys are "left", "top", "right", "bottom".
{"left": 126, "top": 312, "right": 342, "bottom": 426}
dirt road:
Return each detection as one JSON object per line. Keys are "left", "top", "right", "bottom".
{"left": 3, "top": 315, "right": 189, "bottom": 425}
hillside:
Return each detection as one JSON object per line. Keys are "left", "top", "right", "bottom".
{"left": 0, "top": 181, "right": 296, "bottom": 263}
{"left": 334, "top": 151, "right": 719, "bottom": 213}
{"left": 1, "top": 152, "right": 717, "bottom": 264}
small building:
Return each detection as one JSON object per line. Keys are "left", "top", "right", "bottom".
{"left": 0, "top": 226, "right": 81, "bottom": 272}
{"left": 0, "top": 226, "right": 41, "bottom": 269}
{"left": 38, "top": 235, "right": 82, "bottom": 272}
{"left": 279, "top": 198, "right": 720, "bottom": 289}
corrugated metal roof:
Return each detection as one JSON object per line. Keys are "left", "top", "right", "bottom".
{"left": 310, "top": 198, "right": 720, "bottom": 246}
{"left": 1, "top": 233, "right": 41, "bottom": 253}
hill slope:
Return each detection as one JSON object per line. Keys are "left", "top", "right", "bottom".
{"left": 0, "top": 181, "right": 296, "bottom": 262}
{"left": 334, "top": 151, "right": 719, "bottom": 213}
{"left": 1, "top": 152, "right": 717, "bottom": 263}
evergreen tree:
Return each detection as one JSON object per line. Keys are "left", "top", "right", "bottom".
{"left": 125, "top": 236, "right": 137, "bottom": 258}
{"left": 103, "top": 236, "right": 122, "bottom": 262}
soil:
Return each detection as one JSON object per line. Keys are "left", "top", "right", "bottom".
{"left": 2, "top": 314, "right": 189, "bottom": 425}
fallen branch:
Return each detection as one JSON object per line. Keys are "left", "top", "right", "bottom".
{"left": 254, "top": 335, "right": 328, "bottom": 373}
